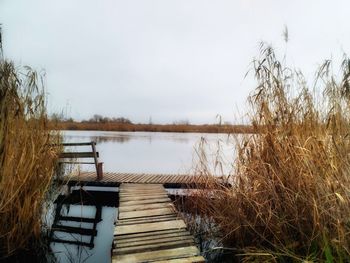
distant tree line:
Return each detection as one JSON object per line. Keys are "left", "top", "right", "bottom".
{"left": 82, "top": 114, "right": 132, "bottom": 124}
{"left": 50, "top": 113, "right": 132, "bottom": 124}
{"left": 172, "top": 119, "right": 190, "bottom": 125}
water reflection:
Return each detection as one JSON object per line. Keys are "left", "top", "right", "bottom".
{"left": 50, "top": 187, "right": 118, "bottom": 263}
{"left": 51, "top": 205, "right": 117, "bottom": 263}
{"left": 89, "top": 132, "right": 190, "bottom": 144}
{"left": 90, "top": 135, "right": 131, "bottom": 144}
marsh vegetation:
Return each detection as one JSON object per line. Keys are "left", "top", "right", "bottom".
{"left": 187, "top": 46, "right": 350, "bottom": 262}
{"left": 53, "top": 120, "right": 253, "bottom": 134}
{"left": 0, "top": 59, "right": 61, "bottom": 261}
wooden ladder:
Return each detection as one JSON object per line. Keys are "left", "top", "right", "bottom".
{"left": 59, "top": 141, "right": 103, "bottom": 180}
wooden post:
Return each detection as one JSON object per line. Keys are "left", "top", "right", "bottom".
{"left": 97, "top": 162, "right": 103, "bottom": 180}
{"left": 91, "top": 142, "right": 99, "bottom": 173}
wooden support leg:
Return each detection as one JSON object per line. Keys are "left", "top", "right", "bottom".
{"left": 97, "top": 162, "right": 103, "bottom": 180}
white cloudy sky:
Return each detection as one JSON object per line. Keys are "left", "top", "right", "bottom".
{"left": 1, "top": 0, "right": 349, "bottom": 123}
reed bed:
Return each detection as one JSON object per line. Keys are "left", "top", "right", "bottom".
{"left": 0, "top": 60, "right": 60, "bottom": 260}
{"left": 53, "top": 121, "right": 254, "bottom": 134}
{"left": 189, "top": 46, "right": 350, "bottom": 262}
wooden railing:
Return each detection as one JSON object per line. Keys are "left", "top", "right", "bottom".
{"left": 59, "top": 141, "right": 103, "bottom": 180}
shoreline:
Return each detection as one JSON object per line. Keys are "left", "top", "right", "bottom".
{"left": 51, "top": 121, "right": 254, "bottom": 134}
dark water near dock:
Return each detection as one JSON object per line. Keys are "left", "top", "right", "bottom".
{"left": 51, "top": 201, "right": 117, "bottom": 262}
{"left": 49, "top": 186, "right": 118, "bottom": 263}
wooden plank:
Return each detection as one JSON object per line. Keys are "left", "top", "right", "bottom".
{"left": 119, "top": 174, "right": 132, "bottom": 182}
{"left": 116, "top": 235, "right": 194, "bottom": 248}
{"left": 119, "top": 195, "right": 169, "bottom": 200}
{"left": 120, "top": 195, "right": 169, "bottom": 201}
{"left": 121, "top": 184, "right": 163, "bottom": 188}
{"left": 112, "top": 246, "right": 200, "bottom": 263}
{"left": 115, "top": 231, "right": 192, "bottom": 244}
{"left": 120, "top": 190, "right": 166, "bottom": 194}
{"left": 115, "top": 220, "right": 186, "bottom": 235}
{"left": 117, "top": 214, "right": 177, "bottom": 222}
{"left": 61, "top": 142, "right": 94, "bottom": 146}
{"left": 64, "top": 171, "right": 217, "bottom": 186}
{"left": 59, "top": 161, "right": 96, "bottom": 164}
{"left": 119, "top": 202, "right": 173, "bottom": 212}
{"left": 120, "top": 186, "right": 164, "bottom": 190}
{"left": 120, "top": 189, "right": 166, "bottom": 195}
{"left": 117, "top": 216, "right": 178, "bottom": 225}
{"left": 120, "top": 194, "right": 167, "bottom": 198}
{"left": 153, "top": 256, "right": 205, "bottom": 263}
{"left": 114, "top": 229, "right": 189, "bottom": 240}
{"left": 121, "top": 191, "right": 167, "bottom": 194}
{"left": 59, "top": 152, "right": 99, "bottom": 158}
{"left": 120, "top": 193, "right": 166, "bottom": 197}
{"left": 119, "top": 207, "right": 174, "bottom": 219}
{"left": 120, "top": 188, "right": 164, "bottom": 191}
{"left": 115, "top": 239, "right": 195, "bottom": 254}
{"left": 119, "top": 198, "right": 170, "bottom": 206}
{"left": 146, "top": 174, "right": 158, "bottom": 183}
{"left": 121, "top": 183, "right": 161, "bottom": 187}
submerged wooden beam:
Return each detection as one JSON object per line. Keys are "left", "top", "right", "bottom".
{"left": 51, "top": 225, "right": 97, "bottom": 236}
{"left": 54, "top": 189, "right": 118, "bottom": 207}
{"left": 50, "top": 238, "right": 94, "bottom": 248}
{"left": 89, "top": 204, "right": 102, "bottom": 247}
{"left": 112, "top": 183, "right": 205, "bottom": 263}
{"left": 51, "top": 195, "right": 104, "bottom": 249}
{"left": 59, "top": 215, "right": 100, "bottom": 223}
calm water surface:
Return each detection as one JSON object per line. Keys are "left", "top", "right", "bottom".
{"left": 62, "top": 130, "right": 237, "bottom": 175}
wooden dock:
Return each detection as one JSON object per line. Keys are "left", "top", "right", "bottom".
{"left": 55, "top": 142, "right": 212, "bottom": 261}
{"left": 65, "top": 171, "right": 213, "bottom": 188}
{"left": 112, "top": 184, "right": 205, "bottom": 263}
{"left": 65, "top": 171, "right": 230, "bottom": 188}
{"left": 58, "top": 141, "right": 228, "bottom": 188}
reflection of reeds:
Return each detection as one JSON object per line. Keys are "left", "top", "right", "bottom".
{"left": 190, "top": 45, "right": 350, "bottom": 262}
{"left": 0, "top": 61, "right": 60, "bottom": 258}
{"left": 90, "top": 135, "right": 131, "bottom": 144}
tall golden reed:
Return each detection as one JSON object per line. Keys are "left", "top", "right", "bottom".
{"left": 190, "top": 45, "right": 350, "bottom": 262}
{"left": 0, "top": 61, "right": 60, "bottom": 258}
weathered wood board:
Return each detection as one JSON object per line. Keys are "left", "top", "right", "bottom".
{"left": 66, "top": 171, "right": 212, "bottom": 184}
{"left": 112, "top": 183, "right": 205, "bottom": 262}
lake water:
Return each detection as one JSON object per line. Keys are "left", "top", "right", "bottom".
{"left": 51, "top": 130, "right": 238, "bottom": 263}
{"left": 62, "top": 130, "right": 237, "bottom": 175}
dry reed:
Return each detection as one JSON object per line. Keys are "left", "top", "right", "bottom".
{"left": 52, "top": 121, "right": 254, "bottom": 134}
{"left": 189, "top": 45, "right": 350, "bottom": 262}
{"left": 0, "top": 60, "right": 60, "bottom": 259}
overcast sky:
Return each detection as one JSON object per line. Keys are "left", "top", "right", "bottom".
{"left": 1, "top": 0, "right": 350, "bottom": 124}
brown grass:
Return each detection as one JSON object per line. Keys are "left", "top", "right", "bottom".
{"left": 188, "top": 46, "right": 350, "bottom": 262}
{"left": 0, "top": 61, "right": 60, "bottom": 259}
{"left": 51, "top": 121, "right": 254, "bottom": 134}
